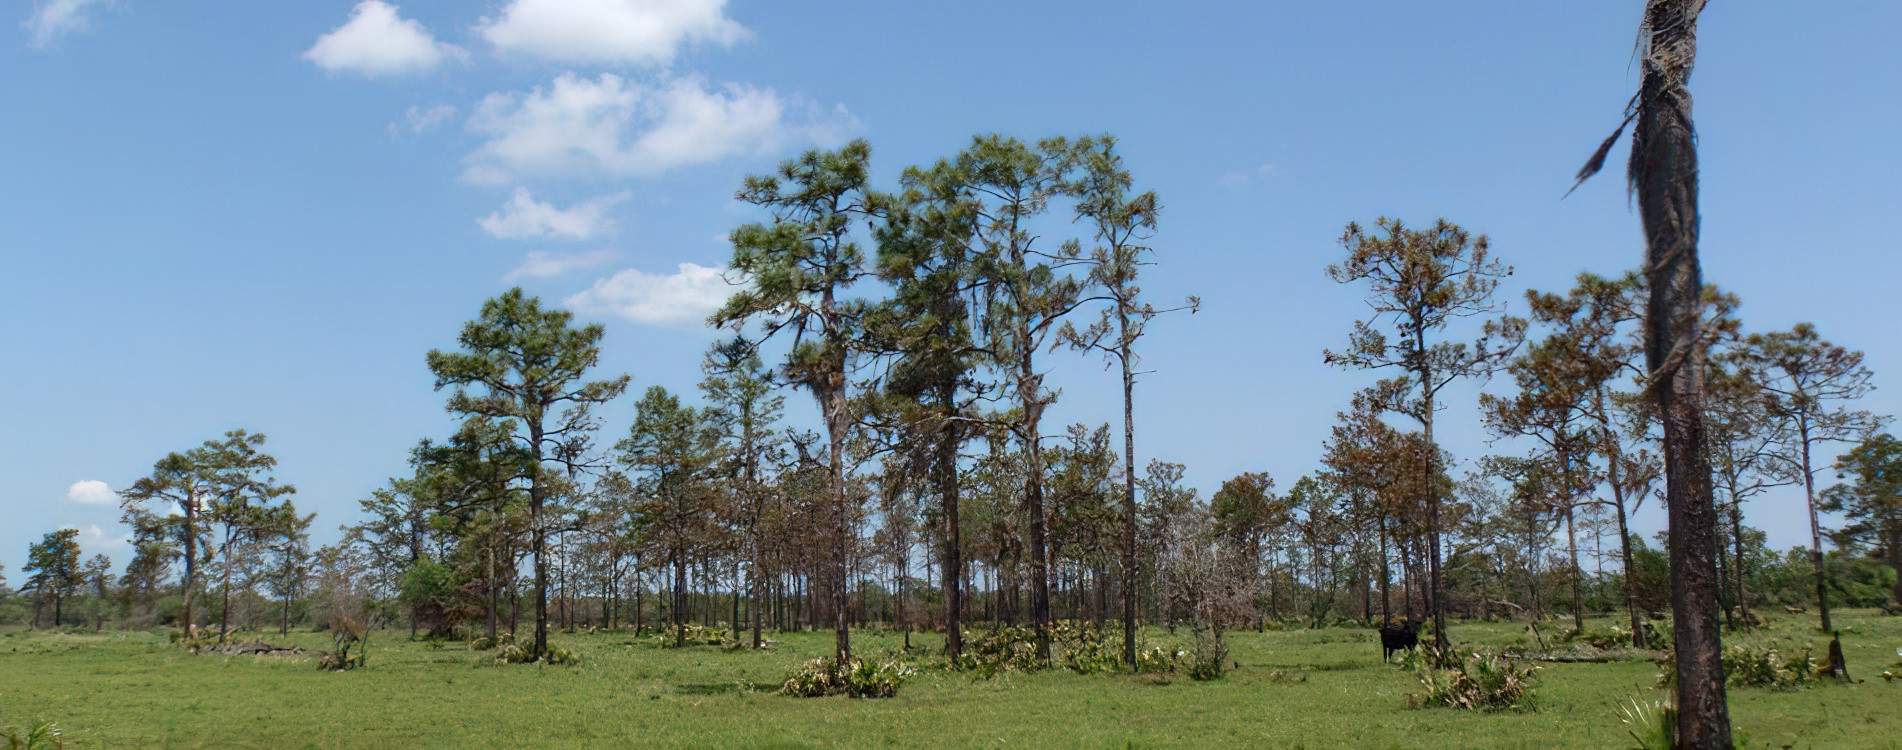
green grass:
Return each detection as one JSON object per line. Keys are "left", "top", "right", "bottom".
{"left": 2, "top": 610, "right": 1898, "bottom": 748}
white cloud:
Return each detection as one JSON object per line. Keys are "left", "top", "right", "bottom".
{"left": 565, "top": 261, "right": 732, "bottom": 326}
{"left": 1219, "top": 161, "right": 1277, "bottom": 188}
{"left": 24, "top": 0, "right": 106, "bottom": 48}
{"left": 65, "top": 479, "right": 115, "bottom": 506}
{"left": 463, "top": 73, "right": 855, "bottom": 184}
{"left": 390, "top": 103, "right": 458, "bottom": 135}
{"left": 305, "top": 1, "right": 466, "bottom": 77}
{"left": 475, "top": 0, "right": 748, "bottom": 67}
{"left": 61, "top": 523, "right": 130, "bottom": 556}
{"left": 479, "top": 188, "right": 630, "bottom": 241}
{"left": 504, "top": 249, "right": 617, "bottom": 281}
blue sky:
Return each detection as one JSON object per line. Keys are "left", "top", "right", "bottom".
{"left": 4, "top": 0, "right": 1898, "bottom": 576}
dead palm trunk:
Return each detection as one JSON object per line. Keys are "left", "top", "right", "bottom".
{"left": 1577, "top": 0, "right": 1731, "bottom": 743}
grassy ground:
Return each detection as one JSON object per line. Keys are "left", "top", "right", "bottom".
{"left": 2, "top": 610, "right": 1898, "bottom": 748}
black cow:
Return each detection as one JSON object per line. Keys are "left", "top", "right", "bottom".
{"left": 1378, "top": 619, "right": 1423, "bottom": 662}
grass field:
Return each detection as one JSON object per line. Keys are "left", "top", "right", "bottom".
{"left": 3, "top": 610, "right": 1898, "bottom": 748}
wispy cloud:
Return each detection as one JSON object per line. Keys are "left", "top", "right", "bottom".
{"left": 390, "top": 103, "right": 458, "bottom": 135}
{"left": 24, "top": 0, "right": 108, "bottom": 48}
{"left": 475, "top": 0, "right": 748, "bottom": 67}
{"left": 565, "top": 262, "right": 732, "bottom": 326}
{"left": 504, "top": 249, "right": 617, "bottom": 281}
{"left": 1218, "top": 161, "right": 1277, "bottom": 188}
{"left": 462, "top": 73, "right": 856, "bottom": 184}
{"left": 479, "top": 188, "right": 630, "bottom": 241}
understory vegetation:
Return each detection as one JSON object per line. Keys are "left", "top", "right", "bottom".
{"left": 2, "top": 611, "right": 1897, "bottom": 748}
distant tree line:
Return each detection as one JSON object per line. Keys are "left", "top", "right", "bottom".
{"left": 6, "top": 137, "right": 1895, "bottom": 689}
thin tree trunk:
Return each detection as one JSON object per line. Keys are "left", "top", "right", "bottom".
{"left": 1565, "top": 502, "right": 1585, "bottom": 634}
{"left": 219, "top": 526, "right": 234, "bottom": 645}
{"left": 1418, "top": 341, "right": 1448, "bottom": 656}
{"left": 485, "top": 544, "right": 499, "bottom": 640}
{"left": 182, "top": 491, "right": 198, "bottom": 636}
{"left": 1118, "top": 332, "right": 1140, "bottom": 666}
{"left": 1018, "top": 346, "right": 1054, "bottom": 663}
{"left": 1378, "top": 512, "right": 1392, "bottom": 623}
{"left": 1600, "top": 389, "right": 1647, "bottom": 647}
{"left": 529, "top": 419, "right": 551, "bottom": 660}
{"left": 1798, "top": 421, "right": 1832, "bottom": 632}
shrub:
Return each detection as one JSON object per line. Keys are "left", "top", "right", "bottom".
{"left": 1, "top": 721, "right": 64, "bottom": 750}
{"left": 1186, "top": 626, "right": 1229, "bottom": 681}
{"left": 646, "top": 624, "right": 732, "bottom": 648}
{"left": 171, "top": 629, "right": 218, "bottom": 654}
{"left": 1053, "top": 621, "right": 1120, "bottom": 674}
{"left": 779, "top": 657, "right": 913, "bottom": 699}
{"left": 952, "top": 626, "right": 1045, "bottom": 677}
{"left": 317, "top": 621, "right": 370, "bottom": 671}
{"left": 1135, "top": 645, "right": 1185, "bottom": 674}
{"left": 1659, "top": 639, "right": 1823, "bottom": 690}
{"left": 1618, "top": 697, "right": 1674, "bottom": 750}
{"left": 493, "top": 639, "right": 579, "bottom": 666}
{"left": 1572, "top": 622, "right": 1658, "bottom": 650}
{"left": 1408, "top": 646, "right": 1538, "bottom": 711}
{"left": 1616, "top": 695, "right": 1751, "bottom": 750}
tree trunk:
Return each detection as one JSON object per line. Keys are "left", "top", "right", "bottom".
{"left": 1798, "top": 420, "right": 1832, "bottom": 632}
{"left": 529, "top": 419, "right": 550, "bottom": 660}
{"left": 1635, "top": 2, "right": 1730, "bottom": 744}
{"left": 1564, "top": 502, "right": 1585, "bottom": 634}
{"left": 936, "top": 382, "right": 965, "bottom": 661}
{"left": 182, "top": 490, "right": 198, "bottom": 636}
{"left": 1118, "top": 331, "right": 1140, "bottom": 666}
{"left": 672, "top": 550, "right": 687, "bottom": 647}
{"left": 485, "top": 544, "right": 499, "bottom": 641}
{"left": 1727, "top": 495, "right": 1750, "bottom": 626}
{"left": 1418, "top": 344, "right": 1448, "bottom": 656}
{"left": 1600, "top": 390, "right": 1647, "bottom": 647}
{"left": 1018, "top": 347, "right": 1054, "bottom": 663}
{"left": 1378, "top": 512, "right": 1392, "bottom": 623}
{"left": 1887, "top": 521, "right": 1902, "bottom": 608}
{"left": 823, "top": 369, "right": 853, "bottom": 662}
{"left": 219, "top": 526, "right": 234, "bottom": 645}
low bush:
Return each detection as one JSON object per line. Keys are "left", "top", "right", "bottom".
{"left": 952, "top": 626, "right": 1044, "bottom": 677}
{"left": 1053, "top": 621, "right": 1119, "bottom": 674}
{"left": 1185, "top": 627, "right": 1229, "bottom": 681}
{"left": 1408, "top": 646, "right": 1538, "bottom": 711}
{"left": 1658, "top": 639, "right": 1823, "bottom": 691}
{"left": 493, "top": 640, "right": 579, "bottom": 666}
{"left": 1570, "top": 621, "right": 1663, "bottom": 650}
{"left": 316, "top": 627, "right": 369, "bottom": 671}
{"left": 646, "top": 624, "right": 732, "bottom": 648}
{"left": 954, "top": 621, "right": 1183, "bottom": 676}
{"left": 1, "top": 720, "right": 64, "bottom": 750}
{"left": 1618, "top": 697, "right": 1674, "bottom": 750}
{"left": 779, "top": 657, "right": 913, "bottom": 699}
{"left": 1616, "top": 695, "right": 1751, "bottom": 750}
{"left": 1135, "top": 645, "right": 1186, "bottom": 674}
